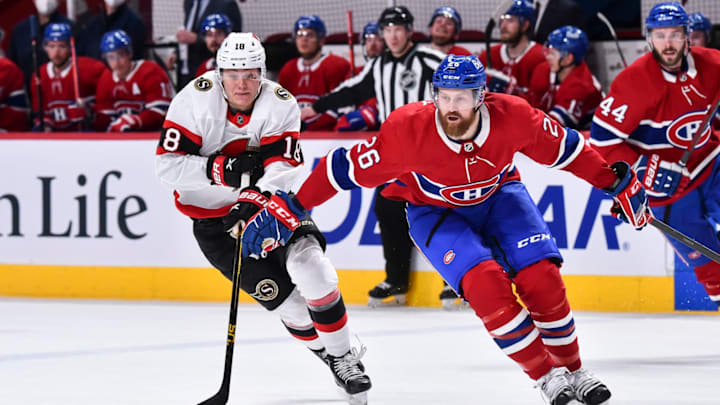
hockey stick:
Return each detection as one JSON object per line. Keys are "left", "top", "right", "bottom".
{"left": 484, "top": 0, "right": 514, "bottom": 69}
{"left": 30, "top": 15, "right": 45, "bottom": 131}
{"left": 596, "top": 12, "right": 627, "bottom": 68}
{"left": 678, "top": 92, "right": 720, "bottom": 168}
{"left": 198, "top": 231, "right": 243, "bottom": 405}
{"left": 650, "top": 217, "right": 720, "bottom": 264}
{"left": 346, "top": 10, "right": 356, "bottom": 76}
{"left": 69, "top": 36, "right": 88, "bottom": 130}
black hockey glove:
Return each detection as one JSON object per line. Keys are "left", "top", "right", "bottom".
{"left": 222, "top": 186, "right": 272, "bottom": 238}
{"left": 207, "top": 151, "right": 263, "bottom": 188}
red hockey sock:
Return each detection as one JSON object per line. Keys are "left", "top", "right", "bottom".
{"left": 461, "top": 260, "right": 553, "bottom": 380}
{"left": 694, "top": 261, "right": 720, "bottom": 304}
{"left": 514, "top": 260, "right": 581, "bottom": 372}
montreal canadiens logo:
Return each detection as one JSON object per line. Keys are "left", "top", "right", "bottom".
{"left": 443, "top": 250, "right": 455, "bottom": 264}
{"left": 666, "top": 110, "right": 712, "bottom": 150}
{"left": 439, "top": 175, "right": 500, "bottom": 206}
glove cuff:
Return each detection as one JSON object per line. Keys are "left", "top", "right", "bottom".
{"left": 237, "top": 186, "right": 270, "bottom": 210}
{"left": 207, "top": 153, "right": 227, "bottom": 185}
{"left": 603, "top": 161, "right": 631, "bottom": 196}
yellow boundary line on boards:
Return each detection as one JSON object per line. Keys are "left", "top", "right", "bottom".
{"left": 0, "top": 264, "right": 715, "bottom": 314}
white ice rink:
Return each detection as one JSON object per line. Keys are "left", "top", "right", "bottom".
{"left": 1, "top": 298, "right": 718, "bottom": 405}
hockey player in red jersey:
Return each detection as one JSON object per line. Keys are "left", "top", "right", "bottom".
{"left": 278, "top": 15, "right": 351, "bottom": 131}
{"left": 688, "top": 12, "right": 712, "bottom": 48}
{"left": 530, "top": 26, "right": 603, "bottom": 129}
{"left": 478, "top": 0, "right": 545, "bottom": 102}
{"left": 30, "top": 23, "right": 107, "bottom": 131}
{"left": 195, "top": 13, "right": 232, "bottom": 77}
{"left": 427, "top": 6, "right": 471, "bottom": 56}
{"left": 94, "top": 30, "right": 172, "bottom": 132}
{"left": 155, "top": 32, "right": 371, "bottom": 403}
{"left": 590, "top": 2, "right": 720, "bottom": 308}
{"left": 243, "top": 55, "right": 655, "bottom": 405}
{"left": 334, "top": 22, "right": 382, "bottom": 132}
{"left": 0, "top": 57, "right": 29, "bottom": 131}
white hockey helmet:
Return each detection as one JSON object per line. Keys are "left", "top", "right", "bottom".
{"left": 216, "top": 32, "right": 266, "bottom": 77}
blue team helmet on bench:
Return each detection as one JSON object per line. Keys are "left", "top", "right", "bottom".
{"left": 646, "top": 2, "right": 689, "bottom": 31}
{"left": 429, "top": 6, "right": 462, "bottom": 32}
{"left": 362, "top": 22, "right": 379, "bottom": 43}
{"left": 101, "top": 29, "right": 132, "bottom": 55}
{"left": 44, "top": 23, "right": 72, "bottom": 43}
{"left": 294, "top": 15, "right": 326, "bottom": 39}
{"left": 202, "top": 13, "right": 233, "bottom": 34}
{"left": 546, "top": 26, "right": 589, "bottom": 64}
{"left": 432, "top": 55, "right": 486, "bottom": 89}
{"left": 688, "top": 12, "right": 711, "bottom": 38}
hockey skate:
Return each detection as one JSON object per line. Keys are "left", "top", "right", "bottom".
{"left": 439, "top": 284, "right": 468, "bottom": 310}
{"left": 569, "top": 368, "right": 611, "bottom": 405}
{"left": 536, "top": 367, "right": 581, "bottom": 405}
{"left": 367, "top": 281, "right": 408, "bottom": 307}
{"left": 326, "top": 346, "right": 371, "bottom": 405}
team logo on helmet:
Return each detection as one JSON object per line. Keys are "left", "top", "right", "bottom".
{"left": 275, "top": 87, "right": 291, "bottom": 100}
{"left": 194, "top": 77, "right": 213, "bottom": 91}
{"left": 250, "top": 279, "right": 279, "bottom": 301}
{"left": 399, "top": 70, "right": 418, "bottom": 91}
{"left": 666, "top": 109, "right": 712, "bottom": 150}
{"left": 439, "top": 175, "right": 501, "bottom": 206}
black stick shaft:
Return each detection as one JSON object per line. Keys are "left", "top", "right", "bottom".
{"left": 651, "top": 218, "right": 720, "bottom": 264}
{"left": 30, "top": 15, "right": 45, "bottom": 131}
{"left": 198, "top": 235, "right": 243, "bottom": 405}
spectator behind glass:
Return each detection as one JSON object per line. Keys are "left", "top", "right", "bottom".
{"left": 77, "top": 0, "right": 146, "bottom": 61}
{"left": 9, "top": 0, "right": 73, "bottom": 93}
{"left": 428, "top": 6, "right": 471, "bottom": 56}
{"left": 0, "top": 57, "right": 30, "bottom": 131}
{"left": 94, "top": 30, "right": 172, "bottom": 132}
{"left": 688, "top": 12, "right": 712, "bottom": 48}
{"left": 195, "top": 13, "right": 232, "bottom": 77}
{"left": 278, "top": 15, "right": 351, "bottom": 131}
{"left": 174, "top": 0, "right": 242, "bottom": 89}
{"left": 333, "top": 22, "right": 384, "bottom": 132}
{"left": 31, "top": 23, "right": 108, "bottom": 132}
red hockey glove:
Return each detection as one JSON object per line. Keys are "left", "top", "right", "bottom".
{"left": 334, "top": 105, "right": 379, "bottom": 131}
{"left": 67, "top": 103, "right": 87, "bottom": 124}
{"left": 604, "top": 161, "right": 653, "bottom": 230}
{"left": 108, "top": 114, "right": 142, "bottom": 132}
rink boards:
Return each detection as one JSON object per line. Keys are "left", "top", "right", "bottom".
{"left": 0, "top": 132, "right": 715, "bottom": 312}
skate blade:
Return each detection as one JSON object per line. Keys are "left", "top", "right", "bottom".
{"left": 345, "top": 390, "right": 368, "bottom": 405}
{"left": 441, "top": 298, "right": 469, "bottom": 311}
{"left": 368, "top": 294, "right": 407, "bottom": 308}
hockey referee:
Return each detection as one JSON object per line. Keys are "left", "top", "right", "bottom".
{"left": 300, "top": 6, "right": 452, "bottom": 307}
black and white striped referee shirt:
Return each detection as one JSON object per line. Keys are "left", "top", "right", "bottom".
{"left": 312, "top": 43, "right": 445, "bottom": 122}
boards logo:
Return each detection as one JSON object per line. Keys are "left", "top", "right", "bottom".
{"left": 439, "top": 175, "right": 500, "bottom": 206}
{"left": 666, "top": 110, "right": 711, "bottom": 150}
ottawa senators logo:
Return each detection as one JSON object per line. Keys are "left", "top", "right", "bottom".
{"left": 194, "top": 77, "right": 213, "bottom": 91}
{"left": 666, "top": 109, "right": 712, "bottom": 150}
{"left": 275, "top": 87, "right": 291, "bottom": 100}
{"left": 250, "top": 279, "right": 279, "bottom": 301}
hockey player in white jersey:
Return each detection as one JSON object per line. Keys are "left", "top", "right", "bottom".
{"left": 155, "top": 32, "right": 371, "bottom": 404}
